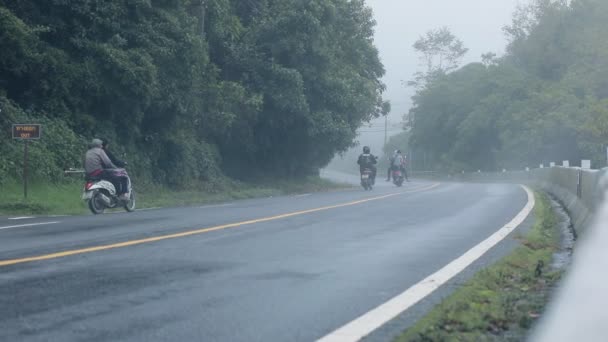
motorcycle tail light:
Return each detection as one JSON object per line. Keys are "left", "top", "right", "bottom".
{"left": 85, "top": 182, "right": 94, "bottom": 190}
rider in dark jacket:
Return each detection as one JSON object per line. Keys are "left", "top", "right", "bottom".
{"left": 101, "top": 139, "right": 126, "bottom": 168}
{"left": 357, "top": 146, "right": 378, "bottom": 184}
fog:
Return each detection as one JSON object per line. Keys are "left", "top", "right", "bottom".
{"left": 337, "top": 0, "right": 524, "bottom": 162}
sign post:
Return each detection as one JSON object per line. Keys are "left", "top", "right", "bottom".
{"left": 12, "top": 124, "right": 41, "bottom": 199}
{"left": 24, "top": 140, "right": 29, "bottom": 199}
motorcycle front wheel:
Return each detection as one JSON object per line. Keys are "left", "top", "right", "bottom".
{"left": 88, "top": 190, "right": 106, "bottom": 215}
{"left": 124, "top": 191, "right": 136, "bottom": 212}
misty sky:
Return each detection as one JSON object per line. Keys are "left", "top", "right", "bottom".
{"left": 328, "top": 0, "right": 527, "bottom": 164}
{"left": 363, "top": 0, "right": 524, "bottom": 135}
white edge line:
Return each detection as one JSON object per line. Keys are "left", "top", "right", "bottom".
{"left": 317, "top": 185, "right": 535, "bottom": 342}
{"left": 137, "top": 207, "right": 162, "bottom": 211}
{"left": 0, "top": 221, "right": 60, "bottom": 231}
{"left": 294, "top": 193, "right": 312, "bottom": 198}
{"left": 8, "top": 216, "right": 35, "bottom": 220}
{"left": 199, "top": 203, "right": 234, "bottom": 209}
{"left": 105, "top": 207, "right": 162, "bottom": 214}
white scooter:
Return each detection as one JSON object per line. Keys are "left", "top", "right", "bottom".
{"left": 82, "top": 169, "right": 135, "bottom": 214}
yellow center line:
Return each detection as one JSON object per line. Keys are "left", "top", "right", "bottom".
{"left": 0, "top": 183, "right": 441, "bottom": 267}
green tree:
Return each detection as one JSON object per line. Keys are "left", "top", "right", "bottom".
{"left": 405, "top": 0, "right": 608, "bottom": 172}
{"left": 409, "top": 27, "right": 468, "bottom": 89}
{"left": 0, "top": 0, "right": 387, "bottom": 186}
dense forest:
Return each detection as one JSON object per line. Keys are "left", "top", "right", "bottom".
{"left": 0, "top": 0, "right": 388, "bottom": 188}
{"left": 408, "top": 0, "right": 608, "bottom": 172}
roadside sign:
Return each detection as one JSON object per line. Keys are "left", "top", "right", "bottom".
{"left": 11, "top": 124, "right": 41, "bottom": 199}
{"left": 12, "top": 124, "right": 41, "bottom": 140}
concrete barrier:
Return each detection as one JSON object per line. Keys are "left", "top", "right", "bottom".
{"left": 529, "top": 167, "right": 600, "bottom": 235}
{"left": 449, "top": 167, "right": 608, "bottom": 341}
{"left": 530, "top": 168, "right": 608, "bottom": 341}
{"left": 531, "top": 183, "right": 608, "bottom": 341}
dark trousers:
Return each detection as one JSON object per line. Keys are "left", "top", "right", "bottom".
{"left": 99, "top": 170, "right": 128, "bottom": 195}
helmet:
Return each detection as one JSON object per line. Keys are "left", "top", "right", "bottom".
{"left": 363, "top": 146, "right": 370, "bottom": 154}
{"left": 91, "top": 138, "right": 103, "bottom": 148}
{"left": 396, "top": 149, "right": 402, "bottom": 154}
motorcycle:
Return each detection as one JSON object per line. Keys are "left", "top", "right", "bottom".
{"left": 392, "top": 168, "right": 405, "bottom": 187}
{"left": 361, "top": 168, "right": 374, "bottom": 191}
{"left": 82, "top": 168, "right": 135, "bottom": 214}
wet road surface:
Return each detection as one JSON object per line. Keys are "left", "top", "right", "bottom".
{"left": 0, "top": 176, "right": 529, "bottom": 341}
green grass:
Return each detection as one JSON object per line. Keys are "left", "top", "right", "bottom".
{"left": 0, "top": 181, "right": 87, "bottom": 215}
{"left": 0, "top": 176, "right": 353, "bottom": 216}
{"left": 395, "top": 192, "right": 562, "bottom": 342}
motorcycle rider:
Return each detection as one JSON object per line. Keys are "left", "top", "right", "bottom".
{"left": 101, "top": 138, "right": 126, "bottom": 168}
{"left": 392, "top": 150, "right": 410, "bottom": 182}
{"left": 392, "top": 150, "right": 405, "bottom": 181}
{"left": 357, "top": 146, "right": 378, "bottom": 185}
{"left": 387, "top": 149, "right": 398, "bottom": 181}
{"left": 84, "top": 138, "right": 128, "bottom": 199}
{"left": 402, "top": 152, "right": 410, "bottom": 182}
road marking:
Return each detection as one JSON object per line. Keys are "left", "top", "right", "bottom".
{"left": 199, "top": 203, "right": 233, "bottom": 209}
{"left": 0, "top": 222, "right": 60, "bottom": 231}
{"left": 106, "top": 207, "right": 162, "bottom": 214}
{"left": 317, "top": 185, "right": 535, "bottom": 342}
{"left": 294, "top": 193, "right": 312, "bottom": 198}
{"left": 0, "top": 183, "right": 440, "bottom": 267}
{"left": 8, "top": 216, "right": 35, "bottom": 220}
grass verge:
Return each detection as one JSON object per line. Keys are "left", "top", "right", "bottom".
{"left": 396, "top": 192, "right": 562, "bottom": 342}
{"left": 0, "top": 176, "right": 353, "bottom": 216}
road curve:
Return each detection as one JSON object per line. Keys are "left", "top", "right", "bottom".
{"left": 0, "top": 177, "right": 529, "bottom": 342}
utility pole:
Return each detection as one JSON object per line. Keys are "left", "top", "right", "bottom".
{"left": 200, "top": 0, "right": 206, "bottom": 38}
{"left": 384, "top": 116, "right": 388, "bottom": 149}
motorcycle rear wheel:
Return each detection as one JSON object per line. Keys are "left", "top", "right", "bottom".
{"left": 88, "top": 190, "right": 106, "bottom": 215}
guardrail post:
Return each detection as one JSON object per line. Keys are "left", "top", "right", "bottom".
{"left": 577, "top": 169, "right": 583, "bottom": 198}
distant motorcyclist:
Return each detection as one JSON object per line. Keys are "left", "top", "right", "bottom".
{"left": 393, "top": 150, "right": 410, "bottom": 182}
{"left": 101, "top": 138, "right": 126, "bottom": 168}
{"left": 84, "top": 139, "right": 128, "bottom": 199}
{"left": 387, "top": 149, "right": 398, "bottom": 181}
{"left": 357, "top": 146, "right": 378, "bottom": 184}
{"left": 402, "top": 152, "right": 410, "bottom": 182}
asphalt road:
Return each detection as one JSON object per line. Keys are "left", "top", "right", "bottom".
{"left": 0, "top": 174, "right": 529, "bottom": 342}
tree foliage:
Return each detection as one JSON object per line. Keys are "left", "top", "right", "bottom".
{"left": 408, "top": 0, "right": 608, "bottom": 172}
{"left": 0, "top": 0, "right": 386, "bottom": 186}
{"left": 409, "top": 27, "right": 468, "bottom": 89}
